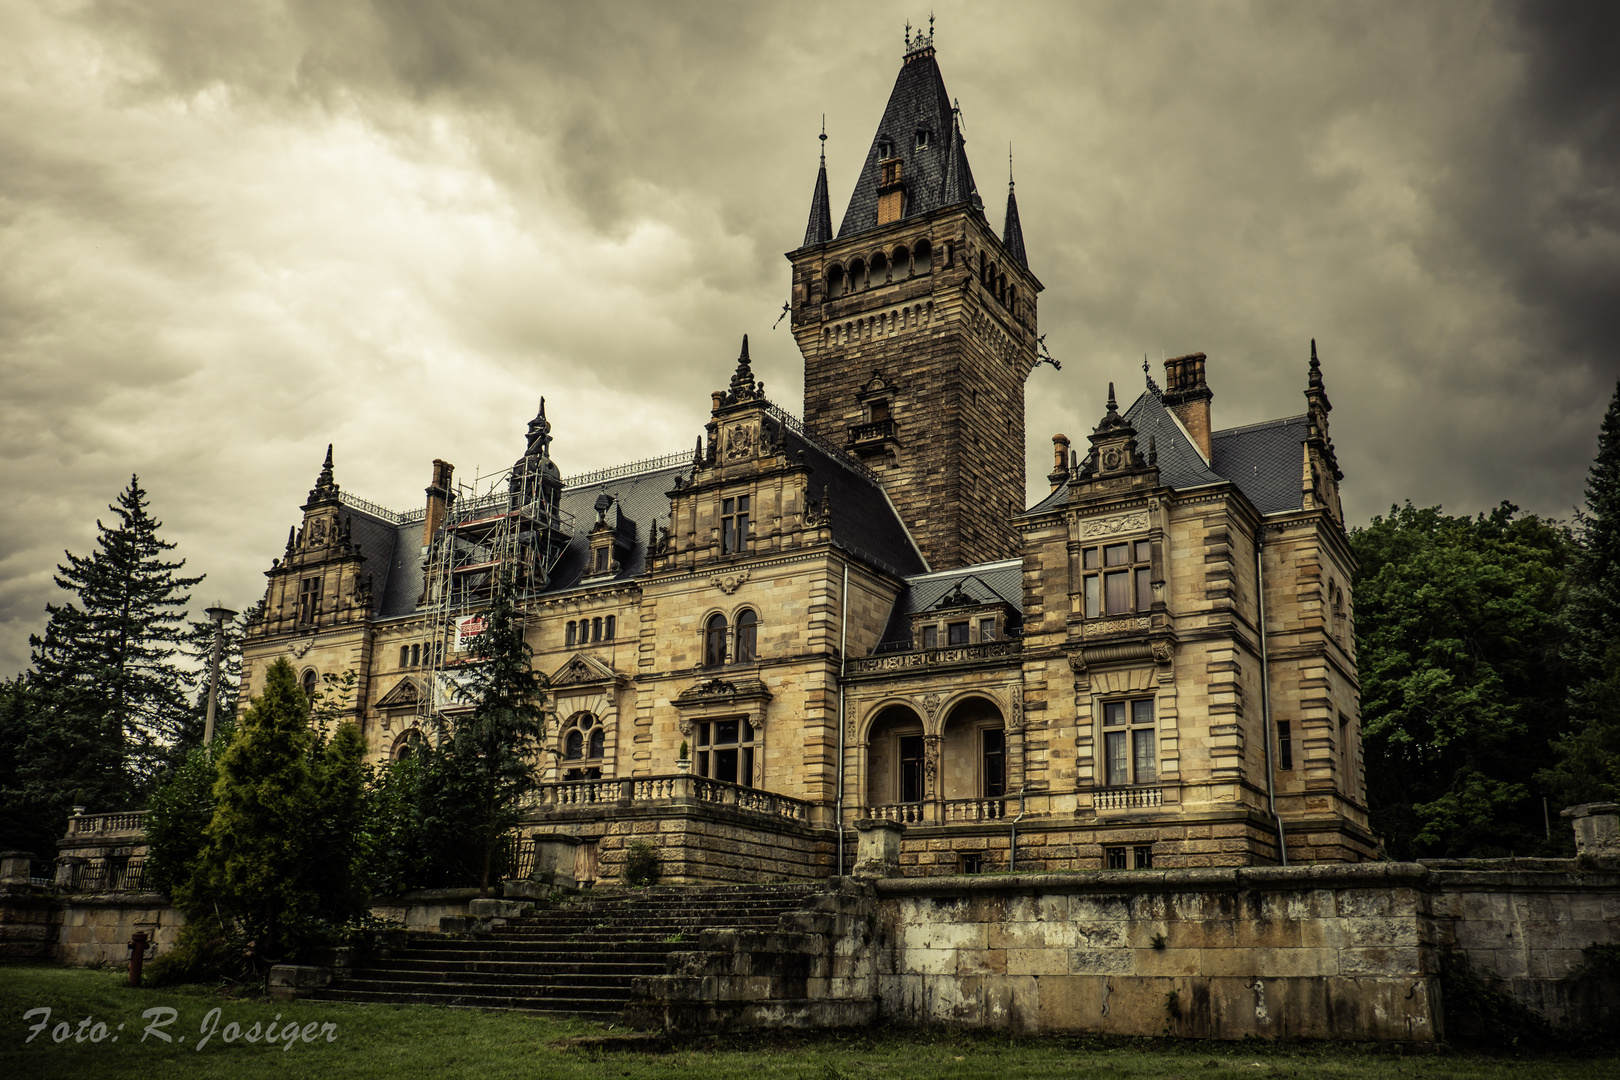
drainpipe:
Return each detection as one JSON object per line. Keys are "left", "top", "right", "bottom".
{"left": 836, "top": 562, "right": 849, "bottom": 878}
{"left": 1256, "top": 534, "right": 1288, "bottom": 866}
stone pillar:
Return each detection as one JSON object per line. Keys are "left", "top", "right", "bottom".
{"left": 852, "top": 819, "right": 905, "bottom": 879}
{"left": 0, "top": 852, "right": 33, "bottom": 886}
{"left": 54, "top": 856, "right": 85, "bottom": 888}
{"left": 530, "top": 833, "right": 582, "bottom": 889}
{"left": 1562, "top": 802, "right": 1619, "bottom": 860}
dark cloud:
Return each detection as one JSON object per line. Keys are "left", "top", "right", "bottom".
{"left": 2, "top": 0, "right": 1616, "bottom": 676}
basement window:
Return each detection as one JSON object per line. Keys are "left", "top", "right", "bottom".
{"left": 1105, "top": 846, "right": 1128, "bottom": 870}
{"left": 959, "top": 852, "right": 983, "bottom": 874}
{"left": 1133, "top": 846, "right": 1154, "bottom": 869}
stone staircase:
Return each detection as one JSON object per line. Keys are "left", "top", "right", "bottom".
{"left": 309, "top": 884, "right": 821, "bottom": 1019}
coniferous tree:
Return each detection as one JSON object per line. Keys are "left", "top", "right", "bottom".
{"left": 1542, "top": 380, "right": 1620, "bottom": 807}
{"left": 418, "top": 572, "right": 548, "bottom": 889}
{"left": 26, "top": 476, "right": 202, "bottom": 809}
{"left": 181, "top": 658, "right": 368, "bottom": 965}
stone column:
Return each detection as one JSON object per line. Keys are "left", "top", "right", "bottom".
{"left": 0, "top": 852, "right": 33, "bottom": 886}
{"left": 851, "top": 819, "right": 905, "bottom": 879}
{"left": 1562, "top": 802, "right": 1619, "bottom": 861}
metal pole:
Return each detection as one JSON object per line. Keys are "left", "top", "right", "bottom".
{"left": 203, "top": 602, "right": 238, "bottom": 744}
{"left": 836, "top": 562, "right": 849, "bottom": 879}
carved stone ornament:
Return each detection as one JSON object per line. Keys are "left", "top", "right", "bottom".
{"left": 678, "top": 715, "right": 694, "bottom": 737}
{"left": 921, "top": 694, "right": 942, "bottom": 723}
{"left": 711, "top": 570, "right": 750, "bottom": 595}
{"left": 725, "top": 422, "right": 758, "bottom": 461}
{"left": 308, "top": 517, "right": 328, "bottom": 546}
{"left": 923, "top": 736, "right": 940, "bottom": 795}
{"left": 1102, "top": 448, "right": 1124, "bottom": 471}
{"left": 288, "top": 637, "right": 314, "bottom": 659}
{"left": 1009, "top": 694, "right": 1025, "bottom": 733}
{"left": 1151, "top": 641, "right": 1173, "bottom": 665}
{"left": 1077, "top": 511, "right": 1149, "bottom": 539}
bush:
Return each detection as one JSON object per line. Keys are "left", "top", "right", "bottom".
{"left": 142, "top": 915, "right": 251, "bottom": 988}
{"left": 622, "top": 840, "right": 661, "bottom": 887}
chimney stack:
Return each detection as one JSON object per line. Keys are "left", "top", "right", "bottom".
{"left": 1049, "top": 434, "right": 1071, "bottom": 491}
{"left": 424, "top": 459, "right": 455, "bottom": 540}
{"left": 1161, "top": 352, "right": 1213, "bottom": 460}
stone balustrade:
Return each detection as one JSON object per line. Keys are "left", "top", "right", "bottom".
{"left": 846, "top": 639, "right": 1021, "bottom": 676}
{"left": 522, "top": 773, "right": 811, "bottom": 823}
{"left": 67, "top": 811, "right": 150, "bottom": 836}
{"left": 1094, "top": 786, "right": 1163, "bottom": 810}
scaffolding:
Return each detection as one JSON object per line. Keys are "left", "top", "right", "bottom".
{"left": 414, "top": 412, "right": 574, "bottom": 729}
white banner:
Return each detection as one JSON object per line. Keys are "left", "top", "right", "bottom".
{"left": 454, "top": 614, "right": 487, "bottom": 652}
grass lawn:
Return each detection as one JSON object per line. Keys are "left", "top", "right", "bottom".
{"left": 3, "top": 965, "right": 1617, "bottom": 1080}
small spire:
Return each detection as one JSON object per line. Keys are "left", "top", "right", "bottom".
{"left": 305, "top": 443, "right": 340, "bottom": 506}
{"left": 1002, "top": 146, "right": 1028, "bottom": 269}
{"left": 1147, "top": 435, "right": 1158, "bottom": 467}
{"left": 1308, "top": 338, "right": 1323, "bottom": 389}
{"left": 1107, "top": 382, "right": 1118, "bottom": 413}
{"left": 693, "top": 436, "right": 704, "bottom": 470}
{"left": 803, "top": 122, "right": 833, "bottom": 247}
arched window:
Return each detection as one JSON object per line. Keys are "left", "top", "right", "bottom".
{"left": 605, "top": 615, "right": 616, "bottom": 640}
{"left": 393, "top": 729, "right": 425, "bottom": 761}
{"left": 704, "top": 613, "right": 728, "bottom": 668}
{"left": 914, "top": 240, "right": 932, "bottom": 274}
{"left": 827, "top": 264, "right": 846, "bottom": 299}
{"left": 893, "top": 245, "right": 910, "bottom": 278}
{"left": 399, "top": 645, "right": 409, "bottom": 668}
{"left": 566, "top": 621, "right": 577, "bottom": 646}
{"left": 301, "top": 669, "right": 318, "bottom": 707}
{"left": 592, "top": 617, "right": 602, "bottom": 642}
{"left": 410, "top": 643, "right": 420, "bottom": 667}
{"left": 735, "top": 609, "right": 758, "bottom": 664}
{"left": 870, "top": 252, "right": 888, "bottom": 284}
{"left": 561, "top": 712, "right": 605, "bottom": 781}
{"left": 850, "top": 258, "right": 868, "bottom": 291}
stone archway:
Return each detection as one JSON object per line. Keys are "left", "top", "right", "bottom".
{"left": 864, "top": 703, "right": 925, "bottom": 814}
{"left": 938, "top": 696, "right": 1007, "bottom": 817}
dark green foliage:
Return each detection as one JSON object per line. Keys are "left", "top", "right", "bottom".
{"left": 143, "top": 733, "right": 230, "bottom": 898}
{"left": 1437, "top": 948, "right": 1554, "bottom": 1049}
{"left": 180, "top": 658, "right": 368, "bottom": 965}
{"left": 622, "top": 840, "right": 661, "bottom": 887}
{"left": 140, "top": 914, "right": 250, "bottom": 988}
{"left": 21, "top": 477, "right": 202, "bottom": 828}
{"left": 410, "top": 572, "right": 548, "bottom": 889}
{"left": 1352, "top": 502, "right": 1576, "bottom": 859}
{"left": 1542, "top": 380, "right": 1620, "bottom": 807}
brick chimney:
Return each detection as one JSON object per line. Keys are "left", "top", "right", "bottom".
{"left": 424, "top": 459, "right": 454, "bottom": 539}
{"left": 1161, "top": 352, "right": 1212, "bottom": 460}
{"left": 1049, "top": 433, "right": 1071, "bottom": 491}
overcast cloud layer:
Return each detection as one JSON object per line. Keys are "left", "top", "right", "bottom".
{"left": 2, "top": 0, "right": 1617, "bottom": 677}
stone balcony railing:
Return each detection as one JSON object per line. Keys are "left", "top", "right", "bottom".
{"left": 867, "top": 798, "right": 1009, "bottom": 825}
{"left": 65, "top": 811, "right": 150, "bottom": 837}
{"left": 847, "top": 417, "right": 897, "bottom": 444}
{"left": 521, "top": 773, "right": 812, "bottom": 824}
{"left": 1094, "top": 786, "right": 1163, "bottom": 811}
{"left": 847, "top": 639, "right": 1022, "bottom": 677}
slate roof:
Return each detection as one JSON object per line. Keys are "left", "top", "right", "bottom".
{"left": 1211, "top": 415, "right": 1309, "bottom": 515}
{"left": 874, "top": 558, "right": 1023, "bottom": 650}
{"left": 1002, "top": 183, "right": 1028, "bottom": 270}
{"left": 835, "top": 47, "right": 982, "bottom": 240}
{"left": 803, "top": 154, "right": 833, "bottom": 248}
{"left": 340, "top": 408, "right": 925, "bottom": 620}
{"left": 1021, "top": 388, "right": 1310, "bottom": 519}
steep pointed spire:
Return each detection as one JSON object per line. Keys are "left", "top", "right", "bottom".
{"left": 1002, "top": 146, "right": 1028, "bottom": 269}
{"left": 723, "top": 334, "right": 762, "bottom": 405}
{"left": 836, "top": 35, "right": 979, "bottom": 238}
{"left": 524, "top": 396, "right": 553, "bottom": 456}
{"left": 1308, "top": 338, "right": 1323, "bottom": 389}
{"left": 803, "top": 119, "right": 833, "bottom": 248}
{"left": 305, "top": 443, "right": 340, "bottom": 507}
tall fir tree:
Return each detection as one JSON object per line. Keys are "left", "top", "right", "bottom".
{"left": 1542, "top": 379, "right": 1620, "bottom": 807}
{"left": 16, "top": 477, "right": 201, "bottom": 846}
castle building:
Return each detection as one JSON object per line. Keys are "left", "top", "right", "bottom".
{"left": 240, "top": 31, "right": 1374, "bottom": 881}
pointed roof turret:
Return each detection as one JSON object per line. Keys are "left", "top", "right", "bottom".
{"left": 722, "top": 334, "right": 763, "bottom": 405}
{"left": 803, "top": 120, "right": 833, "bottom": 247}
{"left": 835, "top": 26, "right": 980, "bottom": 239}
{"left": 1002, "top": 149, "right": 1029, "bottom": 269}
{"left": 304, "top": 443, "right": 340, "bottom": 508}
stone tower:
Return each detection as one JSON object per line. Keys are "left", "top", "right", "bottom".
{"left": 786, "top": 27, "right": 1042, "bottom": 571}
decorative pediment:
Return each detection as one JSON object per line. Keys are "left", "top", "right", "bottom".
{"left": 858, "top": 371, "right": 895, "bottom": 400}
{"left": 673, "top": 677, "right": 773, "bottom": 708}
{"left": 549, "top": 653, "right": 622, "bottom": 687}
{"left": 375, "top": 677, "right": 424, "bottom": 710}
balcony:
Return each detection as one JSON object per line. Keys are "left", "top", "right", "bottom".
{"left": 846, "top": 639, "right": 1021, "bottom": 678}
{"left": 521, "top": 773, "right": 813, "bottom": 824}
{"left": 1094, "top": 787, "right": 1163, "bottom": 811}
{"left": 846, "top": 417, "right": 899, "bottom": 457}
{"left": 866, "top": 798, "right": 1007, "bottom": 825}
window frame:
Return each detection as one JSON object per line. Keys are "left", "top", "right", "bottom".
{"left": 694, "top": 717, "right": 759, "bottom": 788}
{"left": 560, "top": 711, "right": 606, "bottom": 781}
{"left": 734, "top": 608, "right": 758, "bottom": 664}
{"left": 721, "top": 495, "right": 751, "bottom": 556}
{"left": 703, "top": 613, "right": 728, "bottom": 668}
{"left": 1081, "top": 538, "right": 1153, "bottom": 619}
{"left": 1100, "top": 695, "right": 1158, "bottom": 788}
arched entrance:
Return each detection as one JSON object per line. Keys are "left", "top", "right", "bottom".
{"left": 939, "top": 697, "right": 1007, "bottom": 821}
{"left": 864, "top": 704, "right": 925, "bottom": 820}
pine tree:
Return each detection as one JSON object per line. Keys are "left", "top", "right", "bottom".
{"left": 1542, "top": 380, "right": 1620, "bottom": 807}
{"left": 182, "top": 658, "right": 368, "bottom": 964}
{"left": 26, "top": 476, "right": 203, "bottom": 806}
{"left": 419, "top": 571, "right": 548, "bottom": 889}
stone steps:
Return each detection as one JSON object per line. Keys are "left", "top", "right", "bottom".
{"left": 309, "top": 885, "right": 821, "bottom": 1019}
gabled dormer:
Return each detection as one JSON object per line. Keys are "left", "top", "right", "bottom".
{"left": 255, "top": 445, "right": 374, "bottom": 637}
{"left": 1069, "top": 383, "right": 1160, "bottom": 503}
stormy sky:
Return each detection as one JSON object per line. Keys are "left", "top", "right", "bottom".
{"left": 2, "top": 0, "right": 1617, "bottom": 677}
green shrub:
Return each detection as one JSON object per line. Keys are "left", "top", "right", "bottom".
{"left": 141, "top": 915, "right": 250, "bottom": 988}
{"left": 622, "top": 840, "right": 661, "bottom": 887}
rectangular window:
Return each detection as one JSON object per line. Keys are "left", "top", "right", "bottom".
{"left": 1081, "top": 540, "right": 1154, "bottom": 618}
{"left": 1278, "top": 720, "right": 1293, "bottom": 771}
{"left": 978, "top": 617, "right": 996, "bottom": 642}
{"left": 410, "top": 643, "right": 420, "bottom": 668}
{"left": 947, "top": 621, "right": 970, "bottom": 645}
{"left": 1133, "top": 846, "right": 1154, "bottom": 869}
{"left": 604, "top": 615, "right": 615, "bottom": 640}
{"left": 591, "top": 617, "right": 602, "bottom": 642}
{"left": 899, "top": 735, "right": 924, "bottom": 803}
{"left": 594, "top": 547, "right": 610, "bottom": 574}
{"left": 722, "top": 495, "right": 750, "bottom": 555}
{"left": 959, "top": 852, "right": 983, "bottom": 874}
{"left": 399, "top": 645, "right": 409, "bottom": 668}
{"left": 1102, "top": 697, "right": 1156, "bottom": 787}
{"left": 298, "top": 577, "right": 322, "bottom": 624}
{"left": 1106, "top": 846, "right": 1128, "bottom": 870}
{"left": 696, "top": 718, "right": 757, "bottom": 788}
{"left": 982, "top": 729, "right": 1006, "bottom": 798}
{"left": 566, "top": 622, "right": 577, "bottom": 647}
{"left": 922, "top": 625, "right": 939, "bottom": 650}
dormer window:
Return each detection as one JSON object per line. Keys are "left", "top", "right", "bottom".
{"left": 915, "top": 129, "right": 929, "bottom": 149}
{"left": 876, "top": 139, "right": 893, "bottom": 159}
{"left": 722, "top": 495, "right": 750, "bottom": 555}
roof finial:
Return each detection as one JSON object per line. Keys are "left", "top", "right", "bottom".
{"left": 1107, "top": 382, "right": 1118, "bottom": 413}
{"left": 1009, "top": 142, "right": 1014, "bottom": 188}
{"left": 725, "top": 333, "right": 760, "bottom": 403}
{"left": 819, "top": 114, "right": 827, "bottom": 166}
{"left": 1308, "top": 338, "right": 1323, "bottom": 388}
{"left": 905, "top": 20, "right": 910, "bottom": 45}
